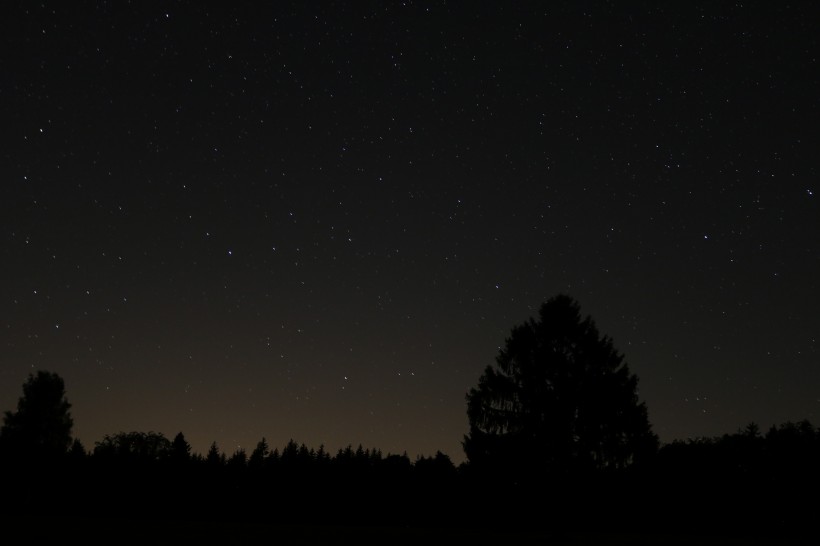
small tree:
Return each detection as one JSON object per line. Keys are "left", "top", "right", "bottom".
{"left": 170, "top": 431, "right": 192, "bottom": 463}
{"left": 227, "top": 447, "right": 247, "bottom": 469}
{"left": 206, "top": 441, "right": 223, "bottom": 467}
{"left": 463, "top": 295, "right": 657, "bottom": 478}
{"left": 249, "top": 437, "right": 270, "bottom": 470}
{"left": 0, "top": 370, "right": 74, "bottom": 458}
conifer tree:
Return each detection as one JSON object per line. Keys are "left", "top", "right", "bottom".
{"left": 464, "top": 295, "right": 657, "bottom": 477}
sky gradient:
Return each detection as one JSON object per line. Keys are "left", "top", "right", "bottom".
{"left": 2, "top": 1, "right": 819, "bottom": 463}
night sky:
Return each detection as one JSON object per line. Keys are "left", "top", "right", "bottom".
{"left": 2, "top": 1, "right": 818, "bottom": 464}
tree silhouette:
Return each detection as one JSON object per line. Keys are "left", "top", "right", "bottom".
{"left": 206, "top": 441, "right": 224, "bottom": 467}
{"left": 170, "top": 431, "right": 192, "bottom": 463}
{"left": 227, "top": 447, "right": 247, "bottom": 469}
{"left": 69, "top": 438, "right": 87, "bottom": 459}
{"left": 248, "top": 437, "right": 269, "bottom": 470}
{"left": 93, "top": 431, "right": 172, "bottom": 462}
{"left": 0, "top": 370, "right": 74, "bottom": 459}
{"left": 463, "top": 294, "right": 657, "bottom": 479}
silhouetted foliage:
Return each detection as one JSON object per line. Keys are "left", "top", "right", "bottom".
{"left": 93, "top": 431, "right": 172, "bottom": 462}
{"left": 0, "top": 370, "right": 73, "bottom": 459}
{"left": 68, "top": 438, "right": 87, "bottom": 459}
{"left": 206, "top": 440, "right": 224, "bottom": 467}
{"left": 227, "top": 447, "right": 247, "bottom": 469}
{"left": 463, "top": 295, "right": 658, "bottom": 481}
{"left": 248, "top": 437, "right": 269, "bottom": 470}
{"left": 415, "top": 451, "right": 457, "bottom": 479}
{"left": 4, "top": 365, "right": 820, "bottom": 538}
{"left": 645, "top": 420, "right": 820, "bottom": 536}
{"left": 170, "top": 431, "right": 192, "bottom": 463}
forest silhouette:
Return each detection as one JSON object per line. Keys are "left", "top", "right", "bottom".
{"left": 2, "top": 296, "right": 818, "bottom": 541}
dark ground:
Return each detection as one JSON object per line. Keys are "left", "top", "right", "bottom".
{"left": 3, "top": 517, "right": 817, "bottom": 546}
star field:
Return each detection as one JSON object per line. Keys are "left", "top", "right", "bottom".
{"left": 2, "top": 2, "right": 819, "bottom": 463}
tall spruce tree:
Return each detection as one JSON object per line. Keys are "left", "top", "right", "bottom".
{"left": 463, "top": 295, "right": 657, "bottom": 478}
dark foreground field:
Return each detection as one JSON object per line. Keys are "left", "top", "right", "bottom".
{"left": 3, "top": 517, "right": 817, "bottom": 546}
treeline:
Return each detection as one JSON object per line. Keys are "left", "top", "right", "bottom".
{"left": 3, "top": 369, "right": 820, "bottom": 537}
{"left": 643, "top": 420, "right": 820, "bottom": 535}
{"left": 4, "top": 421, "right": 820, "bottom": 536}
{"left": 657, "top": 420, "right": 820, "bottom": 484}
{"left": 2, "top": 431, "right": 466, "bottom": 528}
